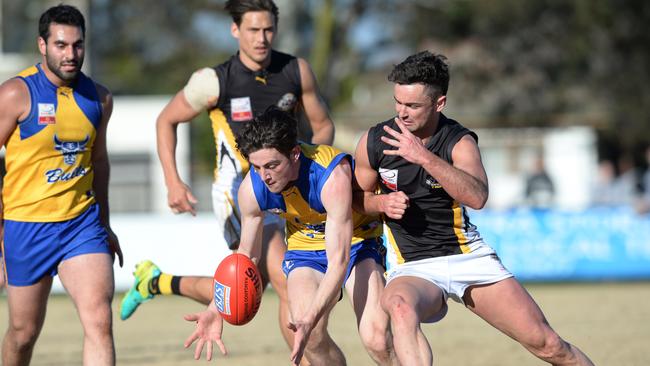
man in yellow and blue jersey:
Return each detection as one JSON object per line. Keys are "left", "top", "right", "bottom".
{"left": 0, "top": 5, "right": 122, "bottom": 365}
{"left": 120, "top": 0, "right": 334, "bottom": 356}
{"left": 183, "top": 107, "right": 396, "bottom": 365}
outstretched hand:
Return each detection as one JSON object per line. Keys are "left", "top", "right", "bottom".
{"left": 183, "top": 308, "right": 227, "bottom": 361}
{"left": 287, "top": 318, "right": 314, "bottom": 366}
{"left": 381, "top": 117, "right": 431, "bottom": 166}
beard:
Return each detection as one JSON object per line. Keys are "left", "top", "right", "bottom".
{"left": 46, "top": 53, "right": 83, "bottom": 82}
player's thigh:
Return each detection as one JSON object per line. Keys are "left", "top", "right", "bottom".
{"left": 383, "top": 275, "right": 445, "bottom": 321}
{"left": 259, "top": 220, "right": 286, "bottom": 289}
{"left": 344, "top": 258, "right": 386, "bottom": 326}
{"left": 58, "top": 253, "right": 114, "bottom": 313}
{"left": 464, "top": 277, "right": 549, "bottom": 341}
{"left": 5, "top": 277, "right": 53, "bottom": 331}
{"left": 286, "top": 267, "right": 325, "bottom": 318}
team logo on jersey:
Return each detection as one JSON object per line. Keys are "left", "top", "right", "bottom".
{"left": 213, "top": 280, "right": 231, "bottom": 315}
{"left": 38, "top": 103, "right": 56, "bottom": 125}
{"left": 54, "top": 134, "right": 90, "bottom": 165}
{"left": 231, "top": 97, "right": 253, "bottom": 121}
{"left": 424, "top": 175, "right": 442, "bottom": 189}
{"left": 276, "top": 93, "right": 297, "bottom": 111}
{"left": 379, "top": 168, "right": 398, "bottom": 191}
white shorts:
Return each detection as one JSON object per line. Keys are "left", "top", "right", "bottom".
{"left": 385, "top": 242, "right": 513, "bottom": 322}
{"left": 212, "top": 179, "right": 283, "bottom": 250}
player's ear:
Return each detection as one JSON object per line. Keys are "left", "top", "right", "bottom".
{"left": 231, "top": 22, "right": 240, "bottom": 39}
{"left": 291, "top": 146, "right": 300, "bottom": 162}
{"left": 435, "top": 95, "right": 447, "bottom": 112}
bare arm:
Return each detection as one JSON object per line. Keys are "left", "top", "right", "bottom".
{"left": 156, "top": 89, "right": 203, "bottom": 215}
{"left": 92, "top": 83, "right": 123, "bottom": 266}
{"left": 235, "top": 173, "right": 265, "bottom": 263}
{"left": 352, "top": 130, "right": 410, "bottom": 219}
{"left": 289, "top": 159, "right": 352, "bottom": 364}
{"left": 382, "top": 118, "right": 489, "bottom": 209}
{"left": 0, "top": 78, "right": 29, "bottom": 229}
{"left": 297, "top": 58, "right": 334, "bottom": 145}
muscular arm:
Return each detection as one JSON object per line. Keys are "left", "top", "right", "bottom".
{"left": 382, "top": 118, "right": 488, "bottom": 209}
{"left": 304, "top": 159, "right": 352, "bottom": 324}
{"left": 0, "top": 78, "right": 29, "bottom": 225}
{"left": 420, "top": 134, "right": 488, "bottom": 209}
{"left": 156, "top": 68, "right": 219, "bottom": 215}
{"left": 235, "top": 173, "right": 265, "bottom": 263}
{"left": 297, "top": 58, "right": 334, "bottom": 145}
{"left": 352, "top": 130, "right": 410, "bottom": 219}
{"left": 93, "top": 83, "right": 123, "bottom": 265}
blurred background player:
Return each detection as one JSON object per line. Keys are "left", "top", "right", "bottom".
{"left": 0, "top": 5, "right": 122, "bottom": 365}
{"left": 119, "top": 0, "right": 334, "bottom": 353}
{"left": 184, "top": 107, "right": 394, "bottom": 365}
{"left": 353, "top": 51, "right": 594, "bottom": 365}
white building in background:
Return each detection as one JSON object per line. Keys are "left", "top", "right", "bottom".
{"left": 477, "top": 126, "right": 598, "bottom": 211}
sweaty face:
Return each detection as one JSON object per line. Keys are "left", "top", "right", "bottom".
{"left": 393, "top": 83, "right": 444, "bottom": 134}
{"left": 39, "top": 23, "right": 85, "bottom": 83}
{"left": 232, "top": 11, "right": 276, "bottom": 69}
{"left": 249, "top": 147, "right": 299, "bottom": 194}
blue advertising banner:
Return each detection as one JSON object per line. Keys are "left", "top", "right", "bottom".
{"left": 469, "top": 207, "right": 650, "bottom": 281}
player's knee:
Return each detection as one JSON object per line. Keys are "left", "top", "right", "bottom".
{"left": 80, "top": 304, "right": 113, "bottom": 336}
{"left": 524, "top": 328, "right": 568, "bottom": 361}
{"left": 7, "top": 323, "right": 41, "bottom": 350}
{"left": 359, "top": 325, "right": 390, "bottom": 361}
{"left": 382, "top": 293, "right": 417, "bottom": 326}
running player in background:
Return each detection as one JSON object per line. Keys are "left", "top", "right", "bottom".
{"left": 184, "top": 107, "right": 395, "bottom": 365}
{"left": 353, "top": 51, "right": 594, "bottom": 365}
{"left": 0, "top": 5, "right": 122, "bottom": 365}
{"left": 119, "top": 0, "right": 334, "bottom": 354}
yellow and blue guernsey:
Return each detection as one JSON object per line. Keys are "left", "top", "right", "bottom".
{"left": 2, "top": 64, "right": 100, "bottom": 222}
{"left": 250, "top": 144, "right": 381, "bottom": 251}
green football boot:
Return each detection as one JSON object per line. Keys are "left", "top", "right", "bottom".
{"left": 119, "top": 260, "right": 161, "bottom": 320}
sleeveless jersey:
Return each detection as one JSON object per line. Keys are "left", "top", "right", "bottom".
{"left": 367, "top": 114, "right": 482, "bottom": 263}
{"left": 209, "top": 50, "right": 302, "bottom": 182}
{"left": 2, "top": 64, "right": 101, "bottom": 222}
{"left": 251, "top": 144, "right": 381, "bottom": 251}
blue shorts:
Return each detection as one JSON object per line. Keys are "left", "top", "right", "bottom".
{"left": 282, "top": 238, "right": 383, "bottom": 284}
{"left": 3, "top": 204, "right": 110, "bottom": 286}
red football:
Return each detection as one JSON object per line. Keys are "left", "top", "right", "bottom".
{"left": 212, "top": 253, "right": 263, "bottom": 325}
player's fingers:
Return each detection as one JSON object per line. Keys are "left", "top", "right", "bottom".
{"left": 383, "top": 124, "right": 404, "bottom": 139}
{"left": 394, "top": 117, "right": 411, "bottom": 134}
{"left": 183, "top": 331, "right": 198, "bottom": 348}
{"left": 216, "top": 339, "right": 227, "bottom": 355}
{"left": 116, "top": 245, "right": 124, "bottom": 267}
{"left": 184, "top": 313, "right": 198, "bottom": 322}
{"left": 383, "top": 149, "right": 401, "bottom": 156}
{"left": 206, "top": 340, "right": 213, "bottom": 361}
{"left": 187, "top": 190, "right": 199, "bottom": 205}
{"left": 194, "top": 339, "right": 205, "bottom": 360}
{"left": 380, "top": 135, "right": 401, "bottom": 148}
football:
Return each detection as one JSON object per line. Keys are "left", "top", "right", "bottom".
{"left": 212, "top": 253, "right": 263, "bottom": 325}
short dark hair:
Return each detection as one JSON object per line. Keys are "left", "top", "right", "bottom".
{"left": 236, "top": 106, "right": 297, "bottom": 160}
{"left": 225, "top": 0, "right": 279, "bottom": 26}
{"left": 388, "top": 51, "right": 450, "bottom": 98}
{"left": 38, "top": 4, "right": 86, "bottom": 41}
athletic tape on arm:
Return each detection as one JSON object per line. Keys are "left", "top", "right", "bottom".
{"left": 183, "top": 68, "right": 220, "bottom": 112}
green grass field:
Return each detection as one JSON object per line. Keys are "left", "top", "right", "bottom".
{"left": 1, "top": 282, "right": 649, "bottom": 365}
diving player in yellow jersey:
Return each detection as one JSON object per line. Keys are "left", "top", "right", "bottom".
{"left": 120, "top": 0, "right": 334, "bottom": 357}
{"left": 183, "top": 107, "right": 396, "bottom": 365}
{"left": 0, "top": 5, "right": 122, "bottom": 365}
